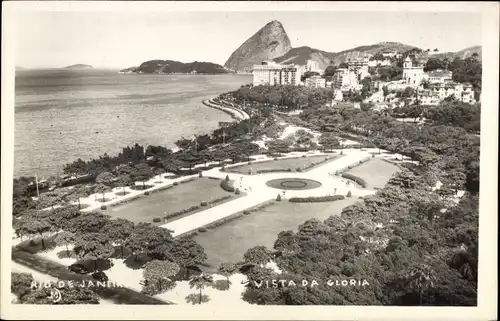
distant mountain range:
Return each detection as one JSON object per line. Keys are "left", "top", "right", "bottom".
{"left": 224, "top": 20, "right": 481, "bottom": 71}
{"left": 64, "top": 64, "right": 93, "bottom": 69}
{"left": 429, "top": 45, "right": 482, "bottom": 62}
{"left": 119, "top": 60, "right": 229, "bottom": 74}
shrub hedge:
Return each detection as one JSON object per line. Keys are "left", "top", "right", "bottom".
{"left": 200, "top": 201, "right": 208, "bottom": 207}
{"left": 173, "top": 182, "right": 179, "bottom": 186}
{"left": 220, "top": 179, "right": 235, "bottom": 192}
{"left": 153, "top": 217, "right": 161, "bottom": 223}
{"left": 256, "top": 168, "right": 293, "bottom": 174}
{"left": 289, "top": 195, "right": 345, "bottom": 203}
{"left": 100, "top": 205, "right": 107, "bottom": 210}
{"left": 341, "top": 173, "right": 367, "bottom": 188}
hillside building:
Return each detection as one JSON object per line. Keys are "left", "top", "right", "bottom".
{"left": 333, "top": 57, "right": 369, "bottom": 90}
{"left": 417, "top": 82, "right": 476, "bottom": 105}
{"left": 402, "top": 57, "right": 427, "bottom": 86}
{"left": 252, "top": 61, "right": 302, "bottom": 86}
{"left": 305, "top": 60, "right": 323, "bottom": 74}
{"left": 304, "top": 75, "right": 326, "bottom": 88}
{"left": 426, "top": 69, "right": 453, "bottom": 84}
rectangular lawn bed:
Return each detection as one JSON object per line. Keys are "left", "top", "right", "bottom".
{"left": 101, "top": 177, "right": 234, "bottom": 225}
{"left": 344, "top": 158, "right": 400, "bottom": 189}
{"left": 191, "top": 197, "right": 360, "bottom": 272}
{"left": 225, "top": 155, "right": 339, "bottom": 175}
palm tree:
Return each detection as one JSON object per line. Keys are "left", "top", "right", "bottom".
{"left": 406, "top": 264, "right": 437, "bottom": 305}
{"left": 188, "top": 273, "right": 214, "bottom": 304}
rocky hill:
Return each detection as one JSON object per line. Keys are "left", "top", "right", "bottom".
{"left": 429, "top": 45, "right": 482, "bottom": 61}
{"left": 331, "top": 42, "right": 418, "bottom": 64}
{"left": 64, "top": 64, "right": 93, "bottom": 69}
{"left": 273, "top": 46, "right": 336, "bottom": 70}
{"left": 224, "top": 20, "right": 292, "bottom": 72}
{"left": 119, "top": 60, "right": 229, "bottom": 74}
{"left": 273, "top": 42, "right": 418, "bottom": 69}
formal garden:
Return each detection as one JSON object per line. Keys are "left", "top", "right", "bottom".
{"left": 223, "top": 154, "right": 340, "bottom": 175}
{"left": 101, "top": 177, "right": 241, "bottom": 225}
{"left": 342, "top": 158, "right": 401, "bottom": 189}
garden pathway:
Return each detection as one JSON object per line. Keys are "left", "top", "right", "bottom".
{"left": 162, "top": 149, "right": 379, "bottom": 237}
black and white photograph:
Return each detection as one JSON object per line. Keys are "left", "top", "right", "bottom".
{"left": 1, "top": 1, "right": 497, "bottom": 320}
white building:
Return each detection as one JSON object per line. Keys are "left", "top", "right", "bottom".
{"left": 368, "top": 59, "right": 392, "bottom": 67}
{"left": 252, "top": 61, "right": 302, "bottom": 86}
{"left": 418, "top": 81, "right": 476, "bottom": 105}
{"left": 333, "top": 89, "right": 343, "bottom": 101}
{"left": 305, "top": 60, "right": 323, "bottom": 74}
{"left": 403, "top": 57, "right": 427, "bottom": 86}
{"left": 333, "top": 58, "right": 370, "bottom": 90}
{"left": 305, "top": 75, "right": 326, "bottom": 88}
{"left": 382, "top": 50, "right": 399, "bottom": 58}
{"left": 426, "top": 69, "right": 453, "bottom": 84}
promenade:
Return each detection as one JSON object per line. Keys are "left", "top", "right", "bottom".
{"left": 202, "top": 99, "right": 250, "bottom": 121}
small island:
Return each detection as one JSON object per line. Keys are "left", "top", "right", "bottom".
{"left": 64, "top": 64, "right": 93, "bottom": 69}
{"left": 119, "top": 60, "right": 231, "bottom": 75}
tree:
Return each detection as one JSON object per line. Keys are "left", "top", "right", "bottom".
{"left": 54, "top": 231, "right": 76, "bottom": 258}
{"left": 175, "top": 137, "right": 192, "bottom": 150}
{"left": 188, "top": 273, "right": 214, "bottom": 304}
{"left": 124, "top": 223, "right": 174, "bottom": 260}
{"left": 67, "top": 212, "right": 110, "bottom": 234}
{"left": 218, "top": 262, "right": 237, "bottom": 282}
{"left": 17, "top": 219, "right": 52, "bottom": 250}
{"left": 266, "top": 140, "right": 289, "bottom": 156}
{"left": 131, "top": 163, "right": 153, "bottom": 189}
{"left": 142, "top": 260, "right": 180, "bottom": 294}
{"left": 73, "top": 233, "right": 115, "bottom": 272}
{"left": 11, "top": 273, "right": 35, "bottom": 301}
{"left": 104, "top": 218, "right": 134, "bottom": 258}
{"left": 243, "top": 246, "right": 273, "bottom": 265}
{"left": 93, "top": 183, "right": 111, "bottom": 202}
{"left": 319, "top": 133, "right": 340, "bottom": 152}
{"left": 405, "top": 264, "right": 437, "bottom": 305}
{"left": 424, "top": 58, "right": 446, "bottom": 72}
{"left": 166, "top": 238, "right": 207, "bottom": 266}
{"left": 95, "top": 171, "right": 116, "bottom": 186}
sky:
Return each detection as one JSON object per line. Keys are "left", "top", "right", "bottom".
{"left": 13, "top": 10, "right": 482, "bottom": 69}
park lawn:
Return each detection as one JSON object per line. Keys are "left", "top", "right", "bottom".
{"left": 192, "top": 197, "right": 361, "bottom": 271}
{"left": 345, "top": 158, "right": 400, "bottom": 189}
{"left": 103, "top": 177, "right": 236, "bottom": 225}
{"left": 226, "top": 154, "right": 339, "bottom": 175}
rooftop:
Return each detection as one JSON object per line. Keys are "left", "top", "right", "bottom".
{"left": 427, "top": 69, "right": 453, "bottom": 77}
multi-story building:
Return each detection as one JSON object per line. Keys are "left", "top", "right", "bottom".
{"left": 347, "top": 57, "right": 370, "bottom": 79}
{"left": 252, "top": 61, "right": 302, "bottom": 86}
{"left": 417, "top": 91, "right": 440, "bottom": 106}
{"left": 304, "top": 75, "right": 326, "bottom": 88}
{"left": 403, "top": 56, "right": 427, "bottom": 86}
{"left": 461, "top": 83, "right": 476, "bottom": 104}
{"left": 426, "top": 69, "right": 453, "bottom": 84}
{"left": 305, "top": 60, "right": 323, "bottom": 74}
{"left": 334, "top": 68, "right": 358, "bottom": 89}
{"left": 418, "top": 81, "right": 476, "bottom": 105}
{"left": 381, "top": 50, "right": 401, "bottom": 58}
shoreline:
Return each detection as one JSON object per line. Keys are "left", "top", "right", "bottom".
{"left": 202, "top": 98, "right": 250, "bottom": 121}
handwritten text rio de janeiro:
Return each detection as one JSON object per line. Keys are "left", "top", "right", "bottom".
{"left": 30, "top": 280, "right": 123, "bottom": 290}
